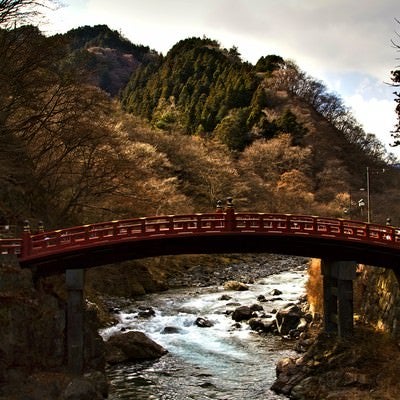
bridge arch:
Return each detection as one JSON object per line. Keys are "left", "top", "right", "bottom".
{"left": 7, "top": 211, "right": 400, "bottom": 275}
{"left": 2, "top": 209, "right": 400, "bottom": 374}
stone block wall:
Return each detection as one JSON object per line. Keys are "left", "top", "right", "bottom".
{"left": 0, "top": 256, "right": 106, "bottom": 398}
{"left": 355, "top": 265, "right": 400, "bottom": 336}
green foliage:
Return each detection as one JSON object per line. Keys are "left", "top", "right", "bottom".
{"left": 60, "top": 24, "right": 150, "bottom": 58}
{"left": 121, "top": 36, "right": 260, "bottom": 140}
{"left": 258, "top": 109, "right": 308, "bottom": 144}
{"left": 255, "top": 54, "right": 284, "bottom": 73}
{"left": 214, "top": 108, "right": 252, "bottom": 151}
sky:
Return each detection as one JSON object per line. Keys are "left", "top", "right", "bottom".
{"left": 42, "top": 0, "right": 400, "bottom": 158}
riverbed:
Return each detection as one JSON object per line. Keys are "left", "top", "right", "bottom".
{"left": 101, "top": 260, "right": 308, "bottom": 399}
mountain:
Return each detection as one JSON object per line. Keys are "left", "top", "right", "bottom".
{"left": 2, "top": 24, "right": 399, "bottom": 228}
{"left": 55, "top": 24, "right": 158, "bottom": 96}
{"left": 120, "top": 36, "right": 390, "bottom": 176}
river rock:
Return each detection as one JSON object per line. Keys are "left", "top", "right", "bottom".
{"left": 137, "top": 307, "right": 156, "bottom": 318}
{"left": 161, "top": 326, "right": 183, "bottom": 334}
{"left": 270, "top": 288, "right": 283, "bottom": 296}
{"left": 223, "top": 280, "right": 249, "bottom": 291}
{"left": 195, "top": 317, "right": 214, "bottom": 327}
{"left": 250, "top": 303, "right": 264, "bottom": 312}
{"left": 63, "top": 377, "right": 99, "bottom": 400}
{"left": 248, "top": 318, "right": 275, "bottom": 333}
{"left": 105, "top": 331, "right": 168, "bottom": 364}
{"left": 232, "top": 306, "right": 254, "bottom": 322}
{"left": 271, "top": 357, "right": 306, "bottom": 396}
{"left": 275, "top": 304, "right": 304, "bottom": 335}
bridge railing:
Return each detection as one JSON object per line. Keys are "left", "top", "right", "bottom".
{"left": 0, "top": 238, "right": 22, "bottom": 255}
{"left": 234, "top": 213, "right": 400, "bottom": 244}
{"left": 2, "top": 212, "right": 400, "bottom": 259}
{"left": 24, "top": 213, "right": 226, "bottom": 256}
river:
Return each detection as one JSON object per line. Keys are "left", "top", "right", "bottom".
{"left": 101, "top": 263, "right": 307, "bottom": 399}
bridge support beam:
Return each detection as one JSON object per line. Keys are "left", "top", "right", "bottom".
{"left": 321, "top": 260, "right": 357, "bottom": 337}
{"left": 66, "top": 269, "right": 85, "bottom": 375}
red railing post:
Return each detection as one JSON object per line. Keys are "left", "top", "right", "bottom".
{"left": 21, "top": 220, "right": 32, "bottom": 257}
{"left": 224, "top": 197, "right": 236, "bottom": 231}
{"left": 112, "top": 221, "right": 119, "bottom": 238}
{"left": 216, "top": 200, "right": 223, "bottom": 213}
{"left": 38, "top": 221, "right": 45, "bottom": 233}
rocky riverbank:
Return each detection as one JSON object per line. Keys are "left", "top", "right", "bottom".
{"left": 271, "top": 262, "right": 400, "bottom": 399}
{"left": 271, "top": 326, "right": 400, "bottom": 399}
{"left": 8, "top": 251, "right": 398, "bottom": 400}
{"left": 0, "top": 253, "right": 309, "bottom": 400}
{"left": 165, "top": 253, "right": 309, "bottom": 288}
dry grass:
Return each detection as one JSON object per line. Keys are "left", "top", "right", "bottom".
{"left": 306, "top": 258, "right": 323, "bottom": 316}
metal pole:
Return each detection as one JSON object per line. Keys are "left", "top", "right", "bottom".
{"left": 366, "top": 167, "right": 371, "bottom": 223}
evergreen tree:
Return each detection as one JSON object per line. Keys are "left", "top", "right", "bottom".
{"left": 255, "top": 54, "right": 284, "bottom": 73}
{"left": 214, "top": 108, "right": 251, "bottom": 151}
{"left": 121, "top": 37, "right": 260, "bottom": 136}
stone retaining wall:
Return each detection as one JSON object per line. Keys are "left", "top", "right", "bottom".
{"left": 355, "top": 265, "right": 400, "bottom": 336}
{"left": 0, "top": 256, "right": 107, "bottom": 399}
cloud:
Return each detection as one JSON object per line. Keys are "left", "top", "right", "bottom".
{"left": 44, "top": 0, "right": 400, "bottom": 156}
{"left": 204, "top": 0, "right": 399, "bottom": 80}
{"left": 345, "top": 93, "right": 398, "bottom": 155}
{"left": 48, "top": 0, "right": 400, "bottom": 81}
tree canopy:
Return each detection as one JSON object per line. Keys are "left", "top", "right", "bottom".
{"left": 1, "top": 8, "right": 400, "bottom": 229}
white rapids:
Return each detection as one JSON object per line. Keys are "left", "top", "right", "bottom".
{"left": 102, "top": 268, "right": 307, "bottom": 400}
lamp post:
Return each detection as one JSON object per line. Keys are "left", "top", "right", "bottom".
{"left": 366, "top": 166, "right": 371, "bottom": 223}
{"left": 359, "top": 168, "right": 371, "bottom": 223}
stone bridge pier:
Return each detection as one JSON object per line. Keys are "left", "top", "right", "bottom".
{"left": 321, "top": 260, "right": 357, "bottom": 337}
{"left": 66, "top": 268, "right": 85, "bottom": 375}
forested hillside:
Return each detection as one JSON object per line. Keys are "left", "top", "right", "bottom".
{"left": 56, "top": 24, "right": 156, "bottom": 95}
{"left": 1, "top": 22, "right": 400, "bottom": 234}
{"left": 120, "top": 35, "right": 400, "bottom": 223}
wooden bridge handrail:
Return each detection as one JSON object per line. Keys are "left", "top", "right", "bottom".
{"left": 0, "top": 238, "right": 22, "bottom": 255}
{"left": 1, "top": 212, "right": 400, "bottom": 260}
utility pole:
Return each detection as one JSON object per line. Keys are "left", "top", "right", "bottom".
{"left": 366, "top": 167, "right": 371, "bottom": 223}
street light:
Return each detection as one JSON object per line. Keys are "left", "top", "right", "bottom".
{"left": 366, "top": 166, "right": 371, "bottom": 223}
{"left": 359, "top": 167, "right": 371, "bottom": 223}
{"left": 358, "top": 198, "right": 365, "bottom": 217}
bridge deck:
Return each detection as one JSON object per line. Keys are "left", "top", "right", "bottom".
{"left": 1, "top": 213, "right": 400, "bottom": 274}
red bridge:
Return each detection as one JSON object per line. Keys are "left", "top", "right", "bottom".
{"left": 2, "top": 206, "right": 400, "bottom": 373}
{"left": 1, "top": 209, "right": 400, "bottom": 275}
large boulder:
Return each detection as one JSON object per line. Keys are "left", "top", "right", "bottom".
{"left": 275, "top": 304, "right": 304, "bottom": 335}
{"left": 105, "top": 331, "right": 167, "bottom": 364}
{"left": 195, "top": 317, "right": 214, "bottom": 328}
{"left": 232, "top": 306, "right": 253, "bottom": 322}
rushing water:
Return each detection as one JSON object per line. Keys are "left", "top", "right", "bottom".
{"left": 101, "top": 268, "right": 307, "bottom": 399}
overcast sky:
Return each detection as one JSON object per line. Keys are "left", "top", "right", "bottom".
{"left": 43, "top": 0, "right": 400, "bottom": 157}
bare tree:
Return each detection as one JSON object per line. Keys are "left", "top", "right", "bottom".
{"left": 391, "top": 19, "right": 400, "bottom": 145}
{"left": 0, "top": 0, "right": 55, "bottom": 27}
